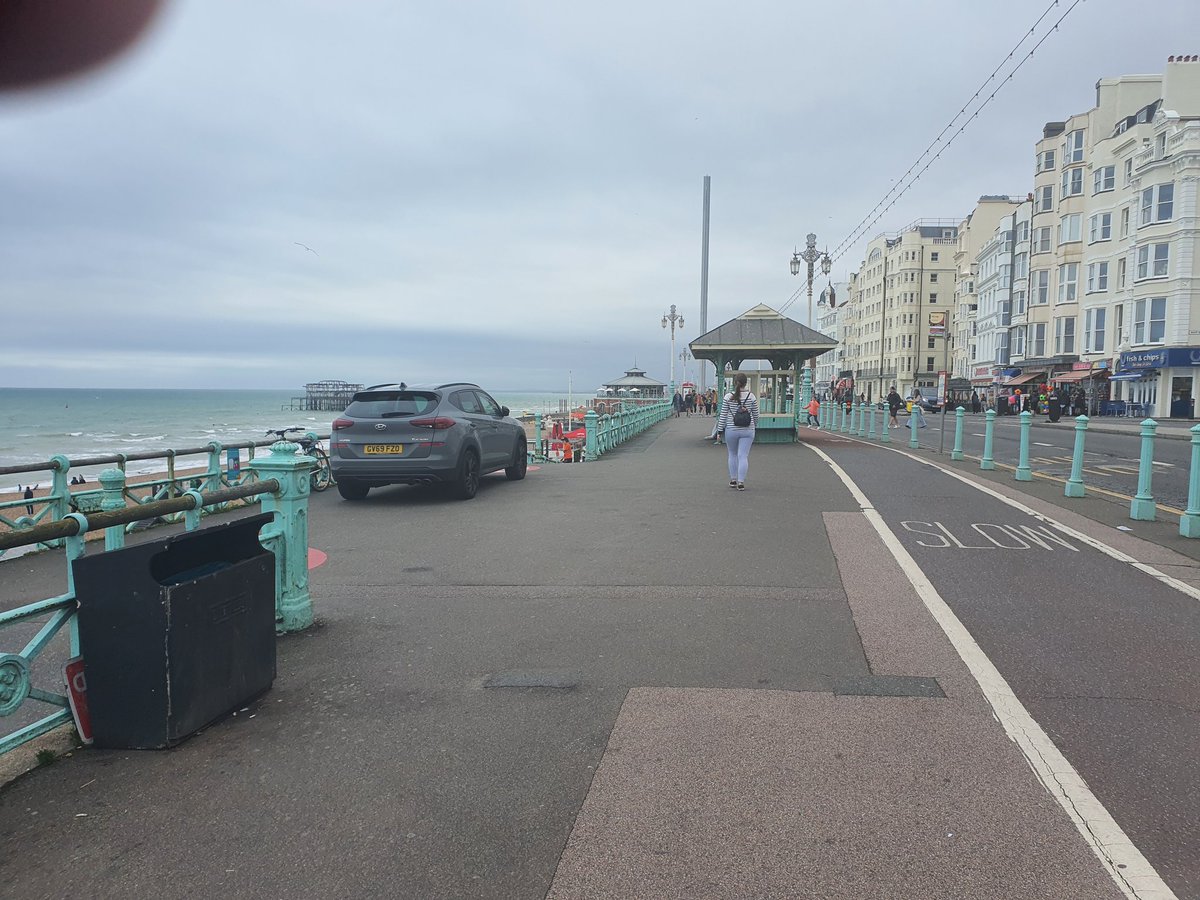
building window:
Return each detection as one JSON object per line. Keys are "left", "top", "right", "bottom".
{"left": 1034, "top": 270, "right": 1050, "bottom": 304}
{"left": 1124, "top": 157, "right": 1134, "bottom": 185}
{"left": 1031, "top": 323, "right": 1046, "bottom": 357}
{"left": 1037, "top": 185, "right": 1054, "bottom": 212}
{"left": 1088, "top": 213, "right": 1111, "bottom": 243}
{"left": 1084, "top": 308, "right": 1106, "bottom": 353}
{"left": 1092, "top": 166, "right": 1115, "bottom": 194}
{"left": 1012, "top": 325, "right": 1026, "bottom": 356}
{"left": 1117, "top": 257, "right": 1127, "bottom": 288}
{"left": 1033, "top": 226, "right": 1052, "bottom": 253}
{"left": 1013, "top": 289, "right": 1026, "bottom": 316}
{"left": 1134, "top": 297, "right": 1167, "bottom": 344}
{"left": 931, "top": 252, "right": 939, "bottom": 262}
{"left": 929, "top": 293, "right": 938, "bottom": 303}
{"left": 1054, "top": 317, "right": 1076, "bottom": 355}
{"left": 927, "top": 336, "right": 935, "bottom": 349}
{"left": 1063, "top": 129, "right": 1085, "bottom": 163}
{"left": 926, "top": 356, "right": 934, "bottom": 372}
{"left": 1017, "top": 221, "right": 1030, "bottom": 243}
{"left": 1120, "top": 206, "right": 1130, "bottom": 238}
{"left": 1156, "top": 132, "right": 1167, "bottom": 158}
{"left": 1058, "top": 213, "right": 1082, "bottom": 244}
{"left": 1139, "top": 183, "right": 1174, "bottom": 226}
{"left": 1135, "top": 243, "right": 1170, "bottom": 280}
{"left": 1038, "top": 149, "right": 1056, "bottom": 172}
{"left": 1061, "top": 167, "right": 1084, "bottom": 197}
{"left": 1057, "top": 263, "right": 1079, "bottom": 303}
{"left": 1086, "top": 262, "right": 1109, "bottom": 293}
{"left": 930, "top": 273, "right": 938, "bottom": 283}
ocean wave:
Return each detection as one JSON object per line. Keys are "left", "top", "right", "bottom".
{"left": 119, "top": 435, "right": 166, "bottom": 443}
{"left": 67, "top": 432, "right": 83, "bottom": 437}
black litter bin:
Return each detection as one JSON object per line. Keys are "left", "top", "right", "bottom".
{"left": 75, "top": 513, "right": 276, "bottom": 749}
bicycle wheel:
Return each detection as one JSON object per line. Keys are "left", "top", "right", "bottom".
{"left": 310, "top": 445, "right": 333, "bottom": 492}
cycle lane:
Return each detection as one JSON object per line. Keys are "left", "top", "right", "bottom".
{"left": 815, "top": 438, "right": 1200, "bottom": 900}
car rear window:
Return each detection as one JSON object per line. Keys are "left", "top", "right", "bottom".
{"left": 346, "top": 391, "right": 438, "bottom": 418}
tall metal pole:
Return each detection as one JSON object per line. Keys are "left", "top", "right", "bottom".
{"left": 699, "top": 175, "right": 711, "bottom": 394}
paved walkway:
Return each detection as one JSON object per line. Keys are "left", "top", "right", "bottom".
{"left": 1, "top": 415, "right": 1194, "bottom": 898}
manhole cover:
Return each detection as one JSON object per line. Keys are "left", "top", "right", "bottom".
{"left": 483, "top": 671, "right": 580, "bottom": 690}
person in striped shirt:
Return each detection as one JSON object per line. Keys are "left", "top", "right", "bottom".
{"left": 716, "top": 373, "right": 758, "bottom": 491}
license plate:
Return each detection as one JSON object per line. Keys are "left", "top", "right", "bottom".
{"left": 363, "top": 444, "right": 404, "bottom": 455}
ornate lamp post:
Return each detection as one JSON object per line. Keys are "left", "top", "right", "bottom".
{"left": 790, "top": 233, "right": 832, "bottom": 408}
{"left": 662, "top": 304, "right": 684, "bottom": 393}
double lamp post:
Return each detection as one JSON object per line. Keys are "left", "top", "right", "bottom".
{"left": 790, "top": 233, "right": 832, "bottom": 407}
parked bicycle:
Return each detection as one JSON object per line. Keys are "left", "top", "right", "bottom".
{"left": 266, "top": 428, "right": 333, "bottom": 491}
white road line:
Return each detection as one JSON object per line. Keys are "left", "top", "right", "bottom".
{"left": 1033, "top": 441, "right": 1057, "bottom": 447}
{"left": 804, "top": 441, "right": 1177, "bottom": 900}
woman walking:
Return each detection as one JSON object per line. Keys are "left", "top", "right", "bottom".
{"left": 716, "top": 373, "right": 758, "bottom": 491}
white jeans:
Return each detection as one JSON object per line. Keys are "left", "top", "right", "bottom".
{"left": 725, "top": 426, "right": 755, "bottom": 482}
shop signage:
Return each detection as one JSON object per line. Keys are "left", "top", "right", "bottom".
{"left": 971, "top": 365, "right": 996, "bottom": 379}
{"left": 1118, "top": 347, "right": 1200, "bottom": 371}
{"left": 1071, "top": 361, "right": 1092, "bottom": 371}
{"left": 928, "top": 311, "right": 947, "bottom": 338}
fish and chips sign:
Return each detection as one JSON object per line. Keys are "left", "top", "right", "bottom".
{"left": 928, "top": 311, "right": 947, "bottom": 338}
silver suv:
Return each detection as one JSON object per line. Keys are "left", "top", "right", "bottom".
{"left": 330, "top": 382, "right": 527, "bottom": 501}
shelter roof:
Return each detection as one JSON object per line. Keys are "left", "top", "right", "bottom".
{"left": 689, "top": 305, "right": 837, "bottom": 359}
{"left": 604, "top": 366, "right": 666, "bottom": 388}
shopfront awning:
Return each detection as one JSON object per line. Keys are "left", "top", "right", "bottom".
{"left": 1053, "top": 370, "right": 1092, "bottom": 383}
{"left": 1001, "top": 373, "right": 1043, "bottom": 386}
{"left": 1108, "top": 371, "right": 1145, "bottom": 381}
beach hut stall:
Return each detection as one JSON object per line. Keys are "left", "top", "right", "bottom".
{"left": 688, "top": 304, "right": 837, "bottom": 443}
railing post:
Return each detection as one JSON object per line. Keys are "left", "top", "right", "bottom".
{"left": 50, "top": 455, "right": 72, "bottom": 536}
{"left": 534, "top": 414, "right": 543, "bottom": 461}
{"left": 1064, "top": 415, "right": 1089, "bottom": 498}
{"left": 98, "top": 468, "right": 127, "bottom": 551}
{"left": 249, "top": 441, "right": 316, "bottom": 633}
{"left": 1180, "top": 425, "right": 1200, "bottom": 537}
{"left": 844, "top": 402, "right": 855, "bottom": 434}
{"left": 1130, "top": 418, "right": 1158, "bottom": 521}
{"left": 951, "top": 407, "right": 965, "bottom": 461}
{"left": 585, "top": 410, "right": 599, "bottom": 461}
{"left": 867, "top": 405, "right": 877, "bottom": 440}
{"left": 1015, "top": 410, "right": 1033, "bottom": 481}
{"left": 980, "top": 409, "right": 996, "bottom": 470}
{"left": 205, "top": 440, "right": 224, "bottom": 492}
{"left": 857, "top": 403, "right": 869, "bottom": 437}
{"left": 908, "top": 409, "right": 920, "bottom": 449}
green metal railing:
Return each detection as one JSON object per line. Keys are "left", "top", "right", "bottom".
{"left": 585, "top": 401, "right": 673, "bottom": 460}
{"left": 0, "top": 435, "right": 329, "bottom": 558}
{"left": 0, "top": 441, "right": 316, "bottom": 758}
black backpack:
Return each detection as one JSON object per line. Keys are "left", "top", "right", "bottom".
{"left": 732, "top": 392, "right": 751, "bottom": 427}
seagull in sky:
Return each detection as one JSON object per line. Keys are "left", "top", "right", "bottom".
{"left": 294, "top": 242, "right": 318, "bottom": 255}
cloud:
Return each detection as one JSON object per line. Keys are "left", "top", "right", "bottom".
{"left": 0, "top": 0, "right": 1192, "bottom": 390}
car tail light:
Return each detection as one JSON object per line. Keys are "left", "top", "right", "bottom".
{"left": 410, "top": 417, "right": 457, "bottom": 430}
{"left": 332, "top": 417, "right": 354, "bottom": 430}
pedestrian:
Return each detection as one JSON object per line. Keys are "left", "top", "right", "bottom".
{"left": 1046, "top": 387, "right": 1061, "bottom": 423}
{"left": 905, "top": 390, "right": 929, "bottom": 429}
{"left": 1061, "top": 389, "right": 1072, "bottom": 420}
{"left": 970, "top": 390, "right": 981, "bottom": 414}
{"left": 806, "top": 396, "right": 821, "bottom": 428}
{"left": 672, "top": 391, "right": 683, "bottom": 418}
{"left": 716, "top": 372, "right": 758, "bottom": 491}
{"left": 887, "top": 385, "right": 903, "bottom": 428}
{"left": 1073, "top": 387, "right": 1086, "bottom": 417}
{"left": 23, "top": 483, "right": 36, "bottom": 515}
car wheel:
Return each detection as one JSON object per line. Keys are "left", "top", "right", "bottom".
{"left": 337, "top": 478, "right": 369, "bottom": 501}
{"left": 505, "top": 438, "right": 527, "bottom": 481}
{"left": 451, "top": 449, "right": 480, "bottom": 500}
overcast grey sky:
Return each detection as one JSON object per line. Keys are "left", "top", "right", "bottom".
{"left": 1, "top": 0, "right": 1193, "bottom": 392}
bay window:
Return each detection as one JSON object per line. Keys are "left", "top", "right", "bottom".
{"left": 1054, "top": 317, "right": 1076, "bottom": 355}
{"left": 1133, "top": 297, "right": 1166, "bottom": 344}
{"left": 1057, "top": 263, "right": 1078, "bottom": 303}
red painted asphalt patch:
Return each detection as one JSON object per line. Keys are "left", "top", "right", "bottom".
{"left": 308, "top": 548, "right": 328, "bottom": 569}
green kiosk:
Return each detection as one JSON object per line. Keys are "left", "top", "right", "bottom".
{"left": 689, "top": 304, "right": 838, "bottom": 444}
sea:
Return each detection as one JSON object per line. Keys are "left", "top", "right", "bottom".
{"left": 0, "top": 388, "right": 576, "bottom": 491}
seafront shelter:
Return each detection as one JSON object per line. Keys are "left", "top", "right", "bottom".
{"left": 689, "top": 304, "right": 837, "bottom": 443}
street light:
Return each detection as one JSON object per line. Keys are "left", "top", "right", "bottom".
{"left": 790, "top": 233, "right": 832, "bottom": 408}
{"left": 662, "top": 303, "right": 684, "bottom": 390}
{"left": 679, "top": 349, "right": 692, "bottom": 384}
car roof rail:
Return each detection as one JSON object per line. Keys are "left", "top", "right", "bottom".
{"left": 436, "top": 382, "right": 479, "bottom": 389}
{"left": 363, "top": 382, "right": 408, "bottom": 391}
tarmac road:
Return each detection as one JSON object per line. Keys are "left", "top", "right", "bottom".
{"left": 817, "top": 432, "right": 1200, "bottom": 898}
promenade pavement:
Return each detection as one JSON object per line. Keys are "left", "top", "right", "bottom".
{"left": 1, "top": 414, "right": 1193, "bottom": 898}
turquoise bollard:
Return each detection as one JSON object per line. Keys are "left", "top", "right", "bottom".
{"left": 857, "top": 403, "right": 869, "bottom": 437}
{"left": 1130, "top": 418, "right": 1158, "bottom": 521}
{"left": 1064, "top": 415, "right": 1089, "bottom": 498}
{"left": 951, "top": 407, "right": 965, "bottom": 461}
{"left": 980, "top": 409, "right": 996, "bottom": 470}
{"left": 1180, "top": 425, "right": 1200, "bottom": 537}
{"left": 867, "top": 405, "right": 877, "bottom": 439}
{"left": 1015, "top": 411, "right": 1033, "bottom": 481}
{"left": 908, "top": 409, "right": 920, "bottom": 449}
{"left": 584, "top": 410, "right": 599, "bottom": 460}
